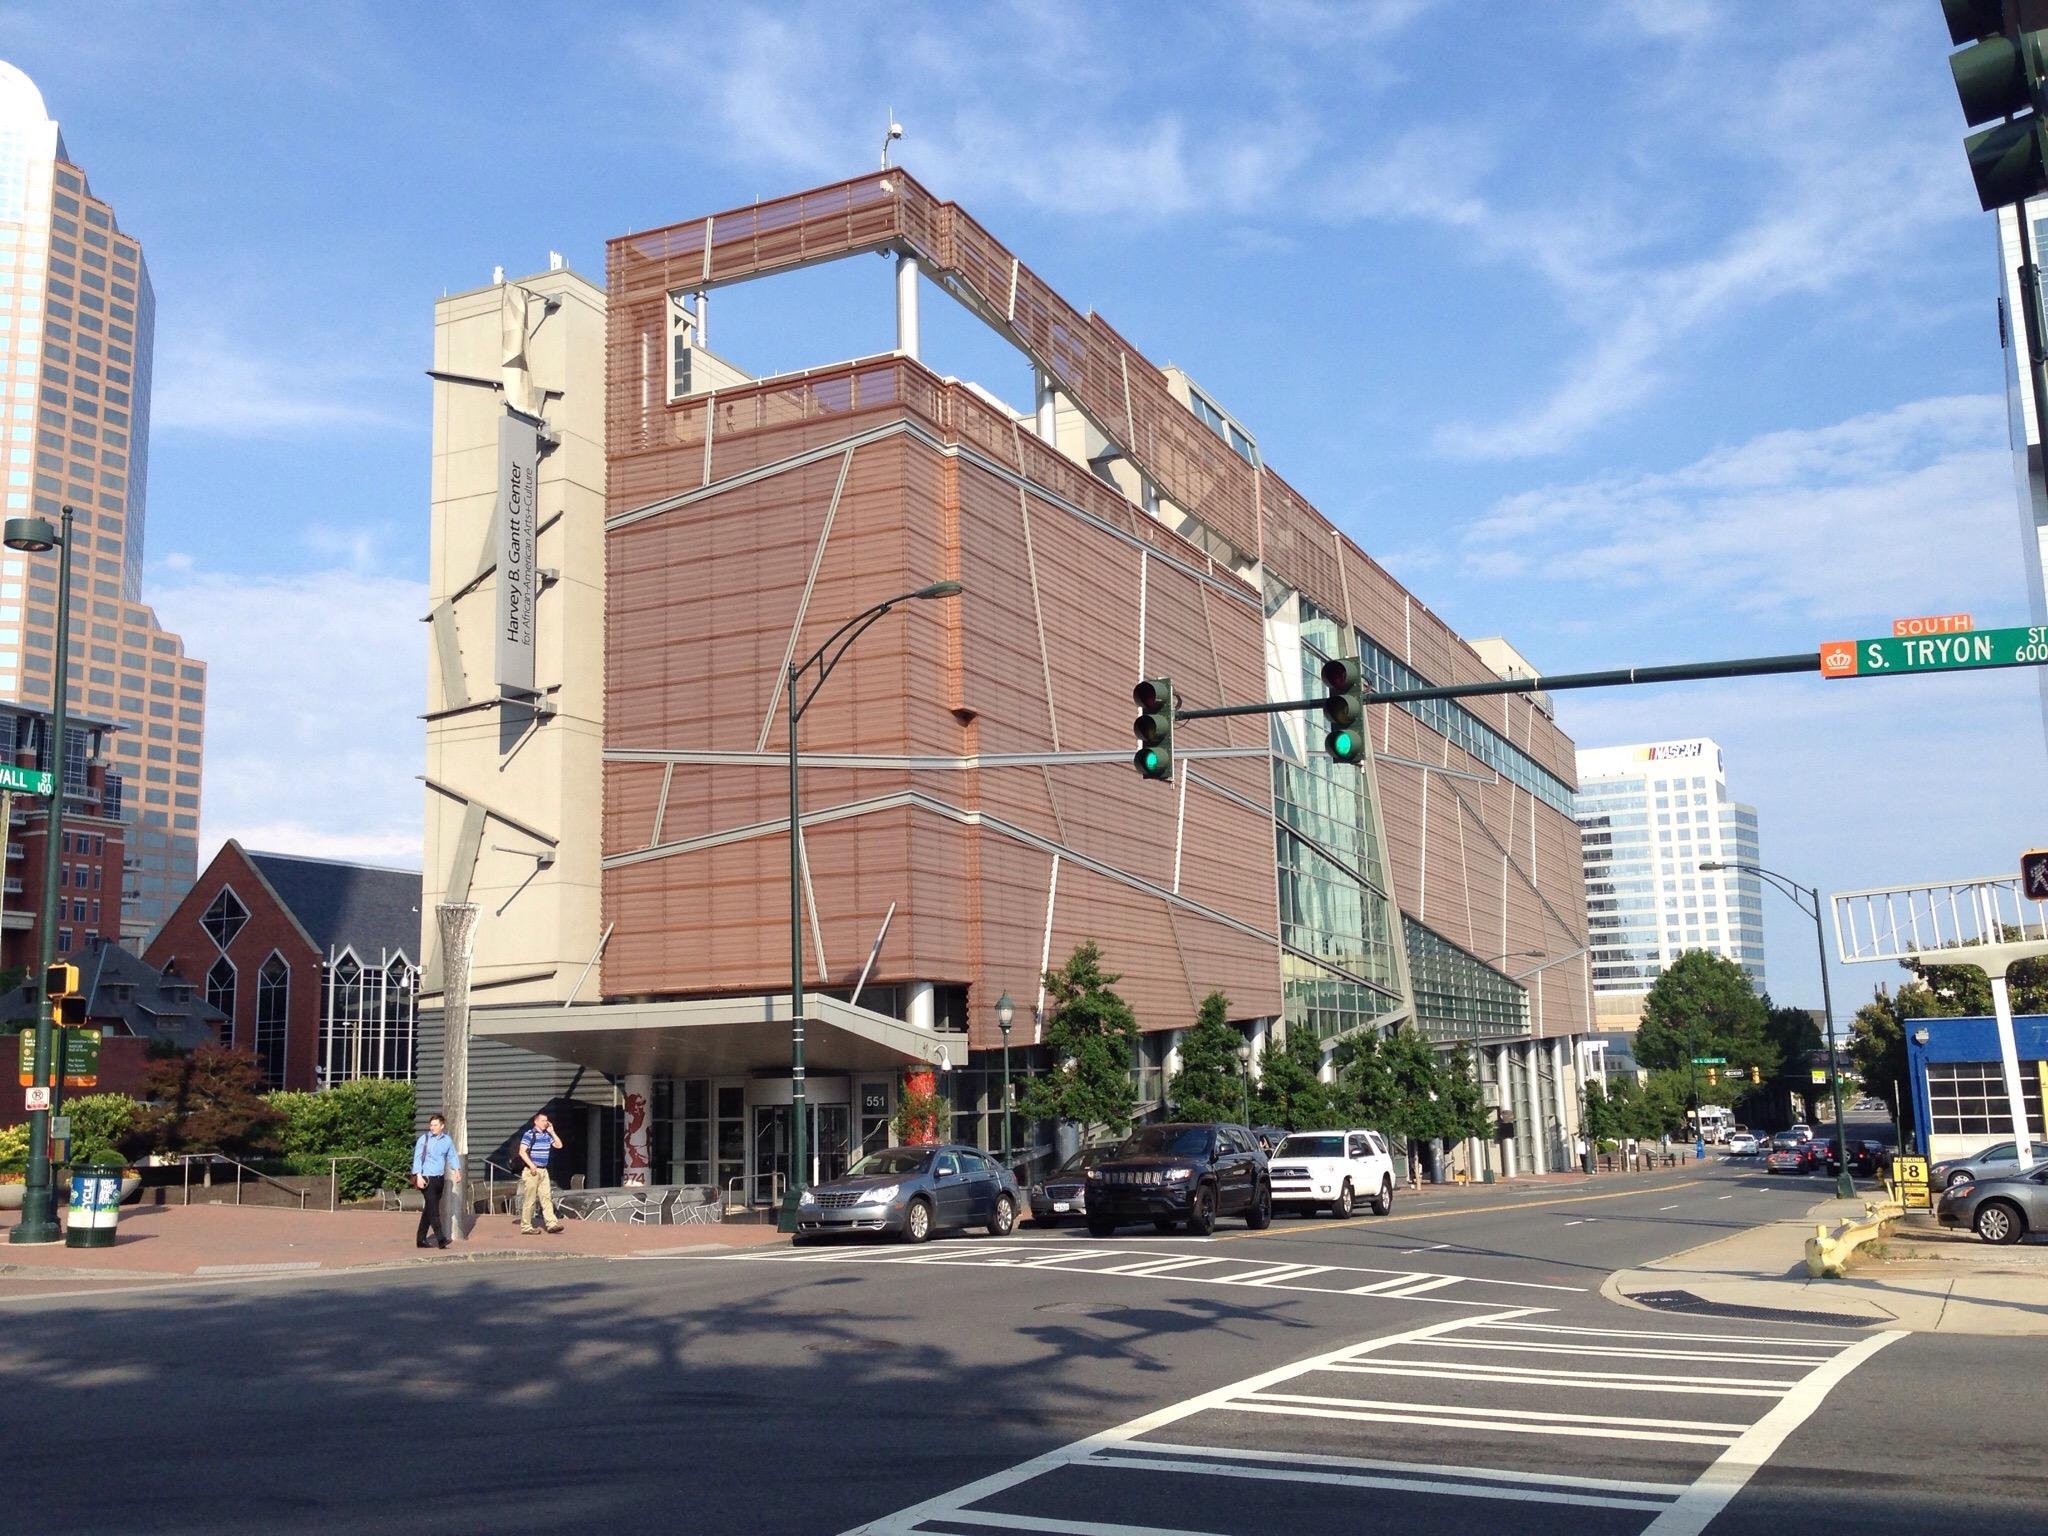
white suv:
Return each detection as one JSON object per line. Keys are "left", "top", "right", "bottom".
{"left": 1268, "top": 1128, "right": 1396, "bottom": 1218}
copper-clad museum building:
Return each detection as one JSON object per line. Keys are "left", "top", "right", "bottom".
{"left": 418, "top": 173, "right": 1594, "bottom": 1199}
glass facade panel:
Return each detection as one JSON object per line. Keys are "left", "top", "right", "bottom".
{"left": 1926, "top": 1060, "right": 2045, "bottom": 1138}
{"left": 1405, "top": 921, "right": 1529, "bottom": 1044}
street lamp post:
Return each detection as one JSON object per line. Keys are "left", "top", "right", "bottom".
{"left": 1701, "top": 859, "right": 1854, "bottom": 1199}
{"left": 1236, "top": 1040, "right": 1251, "bottom": 1127}
{"left": 996, "top": 992, "right": 1014, "bottom": 1170}
{"left": 6, "top": 505, "right": 73, "bottom": 1247}
{"left": 778, "top": 580, "right": 962, "bottom": 1233}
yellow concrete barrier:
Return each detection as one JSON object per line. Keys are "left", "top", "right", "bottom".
{"left": 1805, "top": 1199, "right": 1903, "bottom": 1278}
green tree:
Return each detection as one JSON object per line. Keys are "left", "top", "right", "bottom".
{"left": 1251, "top": 1028, "right": 1345, "bottom": 1130}
{"left": 1168, "top": 991, "right": 1247, "bottom": 1123}
{"left": 1848, "top": 985, "right": 1916, "bottom": 1135}
{"left": 1635, "top": 950, "right": 1777, "bottom": 1079}
{"left": 1582, "top": 1079, "right": 1617, "bottom": 1147}
{"left": 1333, "top": 1029, "right": 1398, "bottom": 1129}
{"left": 1017, "top": 942, "right": 1139, "bottom": 1136}
{"left": 61, "top": 1092, "right": 142, "bottom": 1165}
{"left": 129, "top": 1045, "right": 283, "bottom": 1160}
{"left": 1761, "top": 995, "right": 1822, "bottom": 1063}
{"left": 268, "top": 1078, "right": 417, "bottom": 1200}
{"left": 1432, "top": 1048, "right": 1488, "bottom": 1143}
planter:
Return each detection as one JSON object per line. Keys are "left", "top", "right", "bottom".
{"left": 0, "top": 1180, "right": 21, "bottom": 1211}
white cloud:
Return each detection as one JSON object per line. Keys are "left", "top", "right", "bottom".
{"left": 148, "top": 558, "right": 426, "bottom": 870}
{"left": 1457, "top": 395, "right": 2017, "bottom": 624}
{"left": 151, "top": 325, "right": 409, "bottom": 437}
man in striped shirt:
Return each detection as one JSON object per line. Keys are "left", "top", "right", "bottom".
{"left": 518, "top": 1111, "right": 565, "bottom": 1235}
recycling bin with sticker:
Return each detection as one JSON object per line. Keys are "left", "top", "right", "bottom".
{"left": 64, "top": 1162, "right": 124, "bottom": 1248}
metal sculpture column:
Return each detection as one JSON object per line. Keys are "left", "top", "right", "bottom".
{"left": 437, "top": 901, "right": 479, "bottom": 1240}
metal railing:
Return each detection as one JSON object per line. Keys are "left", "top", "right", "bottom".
{"left": 325, "top": 1154, "right": 414, "bottom": 1213}
{"left": 177, "top": 1152, "right": 309, "bottom": 1209}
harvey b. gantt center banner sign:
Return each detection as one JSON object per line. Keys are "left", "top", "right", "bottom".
{"left": 494, "top": 406, "right": 539, "bottom": 699}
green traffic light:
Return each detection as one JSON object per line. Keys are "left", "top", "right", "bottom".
{"left": 1332, "top": 730, "right": 1353, "bottom": 756}
{"left": 1142, "top": 749, "right": 1160, "bottom": 772}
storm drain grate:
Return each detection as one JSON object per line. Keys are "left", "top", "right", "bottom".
{"left": 1626, "top": 1288, "right": 1881, "bottom": 1329}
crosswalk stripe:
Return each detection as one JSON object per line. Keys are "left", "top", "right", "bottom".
{"left": 1224, "top": 1400, "right": 1741, "bottom": 1446}
{"left": 1237, "top": 1263, "right": 1331, "bottom": 1287}
{"left": 1328, "top": 1358, "right": 1799, "bottom": 1389}
{"left": 1090, "top": 1255, "right": 1223, "bottom": 1277}
{"left": 1318, "top": 1363, "right": 1784, "bottom": 1397}
{"left": 1111, "top": 1440, "right": 1691, "bottom": 1498}
{"left": 1420, "top": 1338, "right": 1827, "bottom": 1366}
{"left": 1239, "top": 1391, "right": 1746, "bottom": 1435}
{"left": 1472, "top": 1321, "right": 1846, "bottom": 1349}
{"left": 1378, "top": 1275, "right": 1462, "bottom": 1298}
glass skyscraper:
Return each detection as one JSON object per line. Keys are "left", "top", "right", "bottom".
{"left": 1575, "top": 737, "right": 1764, "bottom": 1024}
{"left": 0, "top": 62, "right": 204, "bottom": 947}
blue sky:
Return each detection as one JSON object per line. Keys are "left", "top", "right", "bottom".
{"left": 0, "top": 0, "right": 2036, "bottom": 1018}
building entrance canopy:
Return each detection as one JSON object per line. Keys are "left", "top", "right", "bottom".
{"left": 473, "top": 992, "right": 957, "bottom": 1079}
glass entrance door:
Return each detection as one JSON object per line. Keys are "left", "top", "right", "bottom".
{"left": 752, "top": 1104, "right": 856, "bottom": 1202}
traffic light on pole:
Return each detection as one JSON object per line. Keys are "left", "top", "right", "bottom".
{"left": 44, "top": 961, "right": 77, "bottom": 1000}
{"left": 1750, "top": 1064, "right": 1762, "bottom": 1084}
{"left": 1945, "top": 0, "right": 2048, "bottom": 209}
{"left": 1708, "top": 1067, "right": 1719, "bottom": 1086}
{"left": 1132, "top": 677, "right": 1174, "bottom": 781}
{"left": 55, "top": 995, "right": 86, "bottom": 1027}
{"left": 1320, "top": 656, "right": 1365, "bottom": 764}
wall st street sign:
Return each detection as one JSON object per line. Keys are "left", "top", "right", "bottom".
{"left": 1820, "top": 625, "right": 2048, "bottom": 680}
{"left": 0, "top": 763, "right": 54, "bottom": 796}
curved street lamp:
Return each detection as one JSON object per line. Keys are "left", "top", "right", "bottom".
{"left": 779, "top": 580, "right": 962, "bottom": 1232}
{"left": 5, "top": 506, "right": 73, "bottom": 1247}
{"left": 1701, "top": 859, "right": 1854, "bottom": 1198}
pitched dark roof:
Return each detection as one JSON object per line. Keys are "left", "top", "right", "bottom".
{"left": 1, "top": 938, "right": 226, "bottom": 1050}
{"left": 244, "top": 850, "right": 421, "bottom": 961}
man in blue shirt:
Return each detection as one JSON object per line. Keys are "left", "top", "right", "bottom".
{"left": 411, "top": 1113, "right": 460, "bottom": 1249}
{"left": 518, "top": 1111, "right": 565, "bottom": 1234}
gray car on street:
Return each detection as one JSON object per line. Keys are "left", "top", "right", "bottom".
{"left": 1935, "top": 1161, "right": 2048, "bottom": 1244}
{"left": 1930, "top": 1140, "right": 2044, "bottom": 1190}
{"left": 794, "top": 1143, "right": 1021, "bottom": 1245}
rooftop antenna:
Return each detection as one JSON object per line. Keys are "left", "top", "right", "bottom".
{"left": 880, "top": 109, "right": 904, "bottom": 171}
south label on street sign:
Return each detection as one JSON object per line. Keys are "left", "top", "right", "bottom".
{"left": 1820, "top": 624, "right": 2048, "bottom": 679}
{"left": 0, "top": 762, "right": 53, "bottom": 796}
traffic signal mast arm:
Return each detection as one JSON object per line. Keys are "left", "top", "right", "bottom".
{"left": 1172, "top": 648, "right": 1822, "bottom": 723}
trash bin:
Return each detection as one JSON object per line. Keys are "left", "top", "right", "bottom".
{"left": 64, "top": 1162, "right": 124, "bottom": 1248}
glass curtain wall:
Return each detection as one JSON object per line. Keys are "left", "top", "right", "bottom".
{"left": 1272, "top": 588, "right": 1406, "bottom": 1043}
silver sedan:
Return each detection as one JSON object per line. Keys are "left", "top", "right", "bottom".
{"left": 1935, "top": 1163, "right": 2048, "bottom": 1244}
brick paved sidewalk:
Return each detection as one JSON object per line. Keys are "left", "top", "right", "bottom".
{"left": 0, "top": 1199, "right": 784, "bottom": 1282}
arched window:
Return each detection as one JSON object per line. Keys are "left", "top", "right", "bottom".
{"left": 256, "top": 953, "right": 289, "bottom": 1088}
{"left": 205, "top": 955, "right": 236, "bottom": 1047}
{"left": 382, "top": 958, "right": 415, "bottom": 1080}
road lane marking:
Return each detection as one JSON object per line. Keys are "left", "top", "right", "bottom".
{"left": 1333, "top": 1357, "right": 1799, "bottom": 1390}
{"left": 1090, "top": 1255, "right": 1223, "bottom": 1277}
{"left": 1320, "top": 1362, "right": 1786, "bottom": 1397}
{"left": 1562, "top": 1217, "right": 1597, "bottom": 1226}
{"left": 1377, "top": 1275, "right": 1462, "bottom": 1298}
{"left": 927, "top": 1513, "right": 1223, "bottom": 1535}
{"left": 1473, "top": 1321, "right": 1846, "bottom": 1348}
{"left": 1638, "top": 1329, "right": 1904, "bottom": 1536}
{"left": 1211, "top": 1178, "right": 1707, "bottom": 1235}
{"left": 1108, "top": 1441, "right": 1690, "bottom": 1499}
{"left": 1717, "top": 1194, "right": 1734, "bottom": 1200}
{"left": 838, "top": 1305, "right": 1551, "bottom": 1534}
{"left": 1401, "top": 1241, "right": 1454, "bottom": 1254}
{"left": 1421, "top": 1338, "right": 1827, "bottom": 1366}
{"left": 1076, "top": 1444, "right": 1671, "bottom": 1512}
{"left": 1659, "top": 1204, "right": 1680, "bottom": 1211}
{"left": 1224, "top": 1398, "right": 1741, "bottom": 1446}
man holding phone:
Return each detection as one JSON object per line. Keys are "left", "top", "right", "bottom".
{"left": 519, "top": 1110, "right": 565, "bottom": 1234}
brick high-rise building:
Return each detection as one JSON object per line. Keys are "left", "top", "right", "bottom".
{"left": 0, "top": 61, "right": 205, "bottom": 948}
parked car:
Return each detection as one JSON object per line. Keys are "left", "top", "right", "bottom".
{"left": 1725, "top": 1131, "right": 1761, "bottom": 1156}
{"left": 1765, "top": 1142, "right": 1825, "bottom": 1175}
{"left": 1936, "top": 1163, "right": 2048, "bottom": 1244}
{"left": 1028, "top": 1142, "right": 1121, "bottom": 1227}
{"left": 1821, "top": 1139, "right": 1888, "bottom": 1178}
{"left": 1268, "top": 1128, "right": 1395, "bottom": 1218}
{"left": 1930, "top": 1141, "right": 2045, "bottom": 1190}
{"left": 794, "top": 1143, "right": 1020, "bottom": 1245}
{"left": 1085, "top": 1122, "right": 1272, "bottom": 1236}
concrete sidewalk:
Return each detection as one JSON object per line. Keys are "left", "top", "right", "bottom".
{"left": 0, "top": 1199, "right": 784, "bottom": 1291}
{"left": 1604, "top": 1194, "right": 2048, "bottom": 1335}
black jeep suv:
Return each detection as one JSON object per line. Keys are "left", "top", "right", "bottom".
{"left": 1083, "top": 1122, "right": 1273, "bottom": 1236}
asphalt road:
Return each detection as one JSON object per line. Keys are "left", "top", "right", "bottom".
{"left": 1, "top": 1157, "right": 2040, "bottom": 1536}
